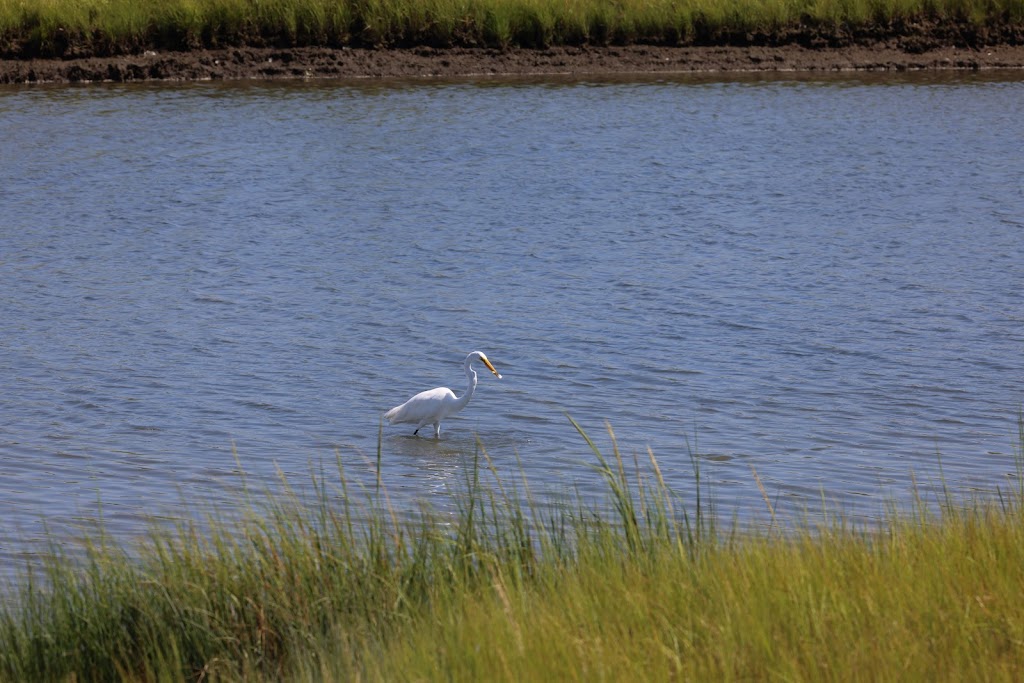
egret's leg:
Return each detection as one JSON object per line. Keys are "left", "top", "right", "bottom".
{"left": 433, "top": 423, "right": 441, "bottom": 438}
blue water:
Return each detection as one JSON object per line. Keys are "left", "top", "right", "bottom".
{"left": 1, "top": 73, "right": 1023, "bottom": 566}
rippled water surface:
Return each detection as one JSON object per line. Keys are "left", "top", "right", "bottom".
{"left": 2, "top": 73, "right": 1023, "bottom": 564}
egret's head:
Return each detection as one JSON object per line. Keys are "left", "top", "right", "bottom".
{"left": 470, "top": 351, "right": 502, "bottom": 379}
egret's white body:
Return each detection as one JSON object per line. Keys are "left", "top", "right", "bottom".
{"left": 384, "top": 351, "right": 501, "bottom": 437}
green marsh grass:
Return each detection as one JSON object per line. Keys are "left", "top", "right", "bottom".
{"left": 1, "top": 419, "right": 1024, "bottom": 681}
{"left": 1, "top": 0, "right": 1022, "bottom": 57}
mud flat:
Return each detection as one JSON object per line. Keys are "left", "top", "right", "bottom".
{"left": 3, "top": 43, "right": 1024, "bottom": 84}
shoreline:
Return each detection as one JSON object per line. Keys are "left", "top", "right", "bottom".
{"left": 4, "top": 43, "right": 1024, "bottom": 84}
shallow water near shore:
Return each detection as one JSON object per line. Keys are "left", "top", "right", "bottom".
{"left": 1, "top": 71, "right": 1023, "bottom": 570}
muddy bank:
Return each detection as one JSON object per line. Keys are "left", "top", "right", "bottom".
{"left": 3, "top": 43, "right": 1024, "bottom": 84}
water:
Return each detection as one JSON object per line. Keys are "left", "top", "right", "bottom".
{"left": 1, "top": 73, "right": 1023, "bottom": 567}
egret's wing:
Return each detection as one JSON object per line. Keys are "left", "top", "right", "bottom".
{"left": 385, "top": 387, "right": 456, "bottom": 424}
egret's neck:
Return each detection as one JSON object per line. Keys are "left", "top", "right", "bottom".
{"left": 455, "top": 362, "right": 478, "bottom": 410}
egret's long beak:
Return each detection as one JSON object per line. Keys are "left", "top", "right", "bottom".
{"left": 482, "top": 357, "right": 502, "bottom": 379}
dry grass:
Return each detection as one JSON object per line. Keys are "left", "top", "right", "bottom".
{"left": 1, "top": 419, "right": 1023, "bottom": 681}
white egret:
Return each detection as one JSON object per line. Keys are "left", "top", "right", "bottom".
{"left": 384, "top": 351, "right": 502, "bottom": 437}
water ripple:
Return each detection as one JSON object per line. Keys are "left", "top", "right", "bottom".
{"left": 1, "top": 75, "right": 1023, "bottom": 571}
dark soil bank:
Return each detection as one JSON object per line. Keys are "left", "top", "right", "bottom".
{"left": 4, "top": 43, "right": 1024, "bottom": 84}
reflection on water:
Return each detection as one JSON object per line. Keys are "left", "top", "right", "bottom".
{"left": 1, "top": 72, "right": 1023, "bottom": 572}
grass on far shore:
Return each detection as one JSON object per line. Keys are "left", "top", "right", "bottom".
{"left": 1, "top": 417, "right": 1024, "bottom": 681}
{"left": 1, "top": 0, "right": 1023, "bottom": 58}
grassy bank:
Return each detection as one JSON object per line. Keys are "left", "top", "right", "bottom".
{"left": 2, "top": 420, "right": 1024, "bottom": 680}
{"left": 1, "top": 0, "right": 1023, "bottom": 59}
